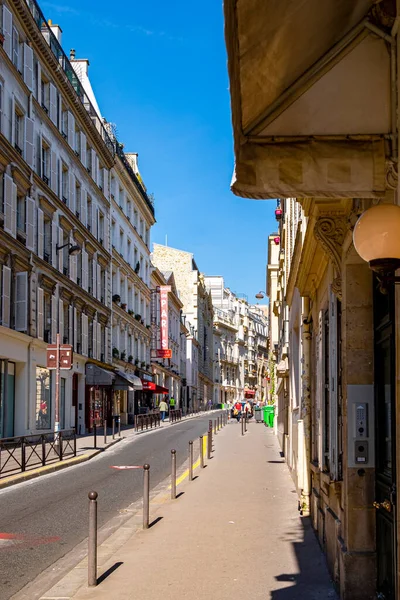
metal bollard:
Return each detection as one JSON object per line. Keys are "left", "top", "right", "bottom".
{"left": 171, "top": 450, "right": 176, "bottom": 499}
{"left": 88, "top": 491, "right": 98, "bottom": 587}
{"left": 245, "top": 412, "right": 248, "bottom": 432}
{"left": 241, "top": 414, "right": 244, "bottom": 436}
{"left": 118, "top": 417, "right": 121, "bottom": 437}
{"left": 209, "top": 419, "right": 212, "bottom": 433}
{"left": 143, "top": 464, "right": 150, "bottom": 529}
{"left": 214, "top": 420, "right": 217, "bottom": 435}
{"left": 93, "top": 423, "right": 97, "bottom": 449}
{"left": 112, "top": 418, "right": 115, "bottom": 440}
{"left": 200, "top": 435, "right": 204, "bottom": 468}
{"left": 189, "top": 441, "right": 194, "bottom": 481}
{"left": 103, "top": 419, "right": 107, "bottom": 445}
{"left": 207, "top": 430, "right": 212, "bottom": 460}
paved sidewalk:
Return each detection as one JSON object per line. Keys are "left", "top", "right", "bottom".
{"left": 43, "top": 420, "right": 338, "bottom": 600}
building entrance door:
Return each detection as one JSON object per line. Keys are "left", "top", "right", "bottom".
{"left": 374, "top": 281, "right": 396, "bottom": 600}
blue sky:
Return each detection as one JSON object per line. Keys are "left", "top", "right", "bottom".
{"left": 42, "top": 0, "right": 277, "bottom": 303}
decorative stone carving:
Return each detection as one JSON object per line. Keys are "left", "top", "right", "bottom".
{"left": 385, "top": 160, "right": 398, "bottom": 191}
{"left": 314, "top": 216, "right": 348, "bottom": 300}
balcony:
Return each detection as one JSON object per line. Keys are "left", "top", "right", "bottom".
{"left": 115, "top": 143, "right": 155, "bottom": 216}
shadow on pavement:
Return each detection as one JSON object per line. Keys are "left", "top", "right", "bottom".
{"left": 97, "top": 561, "right": 123, "bottom": 585}
{"left": 149, "top": 516, "right": 163, "bottom": 529}
{"left": 269, "top": 517, "right": 338, "bottom": 600}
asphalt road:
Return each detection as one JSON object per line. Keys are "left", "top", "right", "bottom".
{"left": 0, "top": 413, "right": 220, "bottom": 600}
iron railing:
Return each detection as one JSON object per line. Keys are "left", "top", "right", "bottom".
{"left": 116, "top": 143, "right": 155, "bottom": 216}
{"left": 0, "top": 429, "right": 76, "bottom": 478}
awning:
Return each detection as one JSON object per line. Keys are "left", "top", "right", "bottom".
{"left": 142, "top": 381, "right": 169, "bottom": 394}
{"left": 114, "top": 370, "right": 143, "bottom": 390}
{"left": 244, "top": 389, "right": 255, "bottom": 397}
{"left": 86, "top": 364, "right": 116, "bottom": 386}
{"left": 224, "top": 0, "right": 390, "bottom": 199}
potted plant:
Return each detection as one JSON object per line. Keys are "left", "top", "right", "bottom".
{"left": 135, "top": 314, "right": 141, "bottom": 321}
{"left": 273, "top": 236, "right": 280, "bottom": 245}
{"left": 112, "top": 294, "right": 121, "bottom": 304}
{"left": 146, "top": 324, "right": 151, "bottom": 329}
{"left": 146, "top": 363, "right": 150, "bottom": 370}
{"left": 275, "top": 207, "right": 283, "bottom": 220}
{"left": 141, "top": 361, "right": 146, "bottom": 368}
{"left": 135, "top": 358, "right": 139, "bottom": 365}
{"left": 128, "top": 355, "right": 133, "bottom": 363}
{"left": 128, "top": 309, "right": 134, "bottom": 316}
{"left": 120, "top": 351, "right": 126, "bottom": 362}
{"left": 112, "top": 347, "right": 119, "bottom": 359}
{"left": 121, "top": 303, "right": 127, "bottom": 310}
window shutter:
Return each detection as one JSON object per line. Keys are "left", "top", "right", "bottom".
{"left": 104, "top": 214, "right": 110, "bottom": 253}
{"left": 37, "top": 287, "right": 44, "bottom": 340}
{"left": 97, "top": 263, "right": 101, "bottom": 300}
{"left": 92, "top": 254, "right": 97, "bottom": 298}
{"left": 329, "top": 288, "right": 338, "bottom": 480}
{"left": 69, "top": 305, "right": 73, "bottom": 347}
{"left": 68, "top": 172, "right": 75, "bottom": 214}
{"left": 10, "top": 94, "right": 15, "bottom": 145}
{"left": 97, "top": 322, "right": 101, "bottom": 360}
{"left": 24, "top": 117, "right": 34, "bottom": 168}
{"left": 80, "top": 132, "right": 86, "bottom": 166}
{"left": 4, "top": 174, "right": 16, "bottom": 238}
{"left": 69, "top": 244, "right": 77, "bottom": 284}
{"left": 49, "top": 83, "right": 57, "bottom": 125}
{"left": 50, "top": 150, "right": 57, "bottom": 193}
{"left": 12, "top": 27, "right": 19, "bottom": 70}
{"left": 2, "top": 6, "right": 12, "bottom": 59}
{"left": 103, "top": 169, "right": 109, "bottom": 198}
{"left": 37, "top": 130, "right": 42, "bottom": 176}
{"left": 23, "top": 43, "right": 34, "bottom": 91}
{"left": 316, "top": 311, "right": 324, "bottom": 468}
{"left": 37, "top": 207, "right": 44, "bottom": 258}
{"left": 91, "top": 149, "right": 96, "bottom": 180}
{"left": 82, "top": 249, "right": 88, "bottom": 291}
{"left": 73, "top": 307, "right": 77, "bottom": 352}
{"left": 26, "top": 196, "right": 35, "bottom": 251}
{"left": 58, "top": 227, "right": 63, "bottom": 271}
{"left": 67, "top": 111, "right": 75, "bottom": 149}
{"left": 15, "top": 271, "right": 28, "bottom": 332}
{"left": 2, "top": 266, "right": 11, "bottom": 328}
{"left": 59, "top": 299, "right": 64, "bottom": 341}
{"left": 81, "top": 189, "right": 87, "bottom": 228}
{"left": 82, "top": 313, "right": 88, "bottom": 356}
{"left": 36, "top": 62, "right": 42, "bottom": 105}
{"left": 93, "top": 317, "right": 97, "bottom": 358}
{"left": 52, "top": 220, "right": 58, "bottom": 268}
{"left": 57, "top": 158, "right": 62, "bottom": 198}
{"left": 51, "top": 294, "right": 57, "bottom": 343}
{"left": 105, "top": 326, "right": 110, "bottom": 363}
{"left": 91, "top": 203, "right": 97, "bottom": 238}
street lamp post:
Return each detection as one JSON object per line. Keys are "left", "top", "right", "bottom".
{"left": 255, "top": 291, "right": 268, "bottom": 300}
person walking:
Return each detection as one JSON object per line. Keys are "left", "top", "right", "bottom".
{"left": 169, "top": 396, "right": 176, "bottom": 409}
{"left": 234, "top": 401, "right": 242, "bottom": 423}
{"left": 159, "top": 398, "right": 168, "bottom": 422}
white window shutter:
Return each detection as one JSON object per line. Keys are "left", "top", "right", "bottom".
{"left": 26, "top": 196, "right": 35, "bottom": 251}
{"left": 52, "top": 220, "right": 58, "bottom": 268}
{"left": 93, "top": 317, "right": 97, "bottom": 358}
{"left": 82, "top": 249, "right": 88, "bottom": 291}
{"left": 91, "top": 203, "right": 97, "bottom": 238}
{"left": 36, "top": 62, "right": 42, "bottom": 105}
{"left": 2, "top": 266, "right": 11, "bottom": 328}
{"left": 49, "top": 83, "right": 57, "bottom": 124}
{"left": 69, "top": 305, "right": 73, "bottom": 347}
{"left": 15, "top": 271, "right": 28, "bottom": 332}
{"left": 97, "top": 263, "right": 101, "bottom": 300}
{"left": 80, "top": 132, "right": 86, "bottom": 166}
{"left": 59, "top": 299, "right": 64, "bottom": 341}
{"left": 91, "top": 149, "right": 96, "bottom": 180}
{"left": 105, "top": 326, "right": 110, "bottom": 363}
{"left": 68, "top": 172, "right": 75, "bottom": 214}
{"left": 51, "top": 294, "right": 57, "bottom": 343}
{"left": 97, "top": 322, "right": 101, "bottom": 360}
{"left": 24, "top": 117, "right": 34, "bottom": 168}
{"left": 37, "top": 130, "right": 42, "bottom": 176}
{"left": 12, "top": 27, "right": 19, "bottom": 70}
{"left": 103, "top": 169, "right": 109, "bottom": 198}
{"left": 316, "top": 311, "right": 324, "bottom": 469}
{"left": 10, "top": 94, "right": 15, "bottom": 145}
{"left": 92, "top": 255, "right": 97, "bottom": 297}
{"left": 4, "top": 176, "right": 16, "bottom": 238}
{"left": 2, "top": 6, "right": 12, "bottom": 59}
{"left": 58, "top": 227, "right": 63, "bottom": 272}
{"left": 37, "top": 287, "right": 44, "bottom": 340}
{"left": 37, "top": 208, "right": 44, "bottom": 259}
{"left": 50, "top": 150, "right": 57, "bottom": 193}
{"left": 67, "top": 111, "right": 75, "bottom": 149}
{"left": 81, "top": 189, "right": 87, "bottom": 228}
{"left": 73, "top": 307, "right": 77, "bottom": 352}
{"left": 329, "top": 288, "right": 338, "bottom": 480}
{"left": 23, "top": 44, "right": 34, "bottom": 91}
{"left": 104, "top": 214, "right": 110, "bottom": 253}
{"left": 57, "top": 158, "right": 62, "bottom": 198}
{"left": 82, "top": 314, "right": 88, "bottom": 356}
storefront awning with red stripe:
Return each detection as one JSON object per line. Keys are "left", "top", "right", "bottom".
{"left": 244, "top": 389, "right": 256, "bottom": 397}
{"left": 141, "top": 381, "right": 169, "bottom": 394}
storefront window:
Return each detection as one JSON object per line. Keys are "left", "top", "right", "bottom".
{"left": 36, "top": 367, "right": 51, "bottom": 429}
{"left": 0, "top": 360, "right": 15, "bottom": 438}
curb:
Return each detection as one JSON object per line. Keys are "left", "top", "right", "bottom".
{"left": 0, "top": 438, "right": 122, "bottom": 491}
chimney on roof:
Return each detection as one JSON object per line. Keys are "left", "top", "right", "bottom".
{"left": 48, "top": 20, "right": 62, "bottom": 44}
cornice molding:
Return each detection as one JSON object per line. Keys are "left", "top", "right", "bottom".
{"left": 313, "top": 215, "right": 348, "bottom": 300}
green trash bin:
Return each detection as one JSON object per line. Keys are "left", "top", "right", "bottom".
{"left": 263, "top": 406, "right": 275, "bottom": 427}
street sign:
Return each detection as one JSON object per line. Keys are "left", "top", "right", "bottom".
{"left": 47, "top": 344, "right": 73, "bottom": 370}
{"left": 110, "top": 466, "right": 143, "bottom": 470}
{"left": 156, "top": 349, "right": 172, "bottom": 359}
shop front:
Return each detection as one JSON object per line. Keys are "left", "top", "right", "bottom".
{"left": 141, "top": 380, "right": 169, "bottom": 411}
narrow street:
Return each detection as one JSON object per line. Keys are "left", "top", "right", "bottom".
{"left": 0, "top": 414, "right": 219, "bottom": 600}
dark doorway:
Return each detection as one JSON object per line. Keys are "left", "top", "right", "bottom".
{"left": 72, "top": 374, "right": 78, "bottom": 432}
{"left": 374, "top": 277, "right": 397, "bottom": 600}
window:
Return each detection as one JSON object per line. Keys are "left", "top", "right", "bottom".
{"left": 99, "top": 211, "right": 104, "bottom": 243}
{"left": 126, "top": 200, "right": 131, "bottom": 221}
{"left": 41, "top": 140, "right": 50, "bottom": 184}
{"left": 0, "top": 80, "right": 3, "bottom": 133}
{"left": 62, "top": 231, "right": 69, "bottom": 275}
{"left": 36, "top": 366, "right": 51, "bottom": 429}
{"left": 75, "top": 181, "right": 81, "bottom": 218}
{"left": 119, "top": 229, "right": 124, "bottom": 256}
{"left": 88, "top": 255, "right": 93, "bottom": 294}
{"left": 101, "top": 269, "right": 105, "bottom": 302}
{"left": 88, "top": 318, "right": 93, "bottom": 357}
{"left": 14, "top": 107, "right": 23, "bottom": 155}
{"left": 61, "top": 109, "right": 68, "bottom": 137}
{"left": 127, "top": 239, "right": 131, "bottom": 263}
{"left": 41, "top": 78, "right": 49, "bottom": 112}
{"left": 43, "top": 215, "right": 51, "bottom": 263}
{"left": 86, "top": 145, "right": 92, "bottom": 172}
{"left": 0, "top": 173, "right": 4, "bottom": 213}
{"left": 43, "top": 292, "right": 51, "bottom": 342}
{"left": 87, "top": 195, "right": 92, "bottom": 231}
{"left": 63, "top": 302, "right": 69, "bottom": 342}
{"left": 16, "top": 195, "right": 25, "bottom": 232}
{"left": 75, "top": 129, "right": 81, "bottom": 155}
{"left": 61, "top": 164, "right": 68, "bottom": 204}
{"left": 12, "top": 26, "right": 19, "bottom": 70}
{"left": 60, "top": 378, "right": 66, "bottom": 429}
{"left": 77, "top": 251, "right": 82, "bottom": 286}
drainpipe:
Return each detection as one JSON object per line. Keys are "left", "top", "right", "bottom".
{"left": 301, "top": 297, "right": 312, "bottom": 515}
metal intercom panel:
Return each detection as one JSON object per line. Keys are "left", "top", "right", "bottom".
{"left": 347, "top": 385, "right": 374, "bottom": 468}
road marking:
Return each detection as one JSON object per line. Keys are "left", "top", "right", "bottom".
{"left": 0, "top": 532, "right": 60, "bottom": 549}
{"left": 170, "top": 436, "right": 208, "bottom": 488}
{"left": 110, "top": 465, "right": 143, "bottom": 470}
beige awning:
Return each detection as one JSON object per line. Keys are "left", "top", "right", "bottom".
{"left": 224, "top": 0, "right": 391, "bottom": 199}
